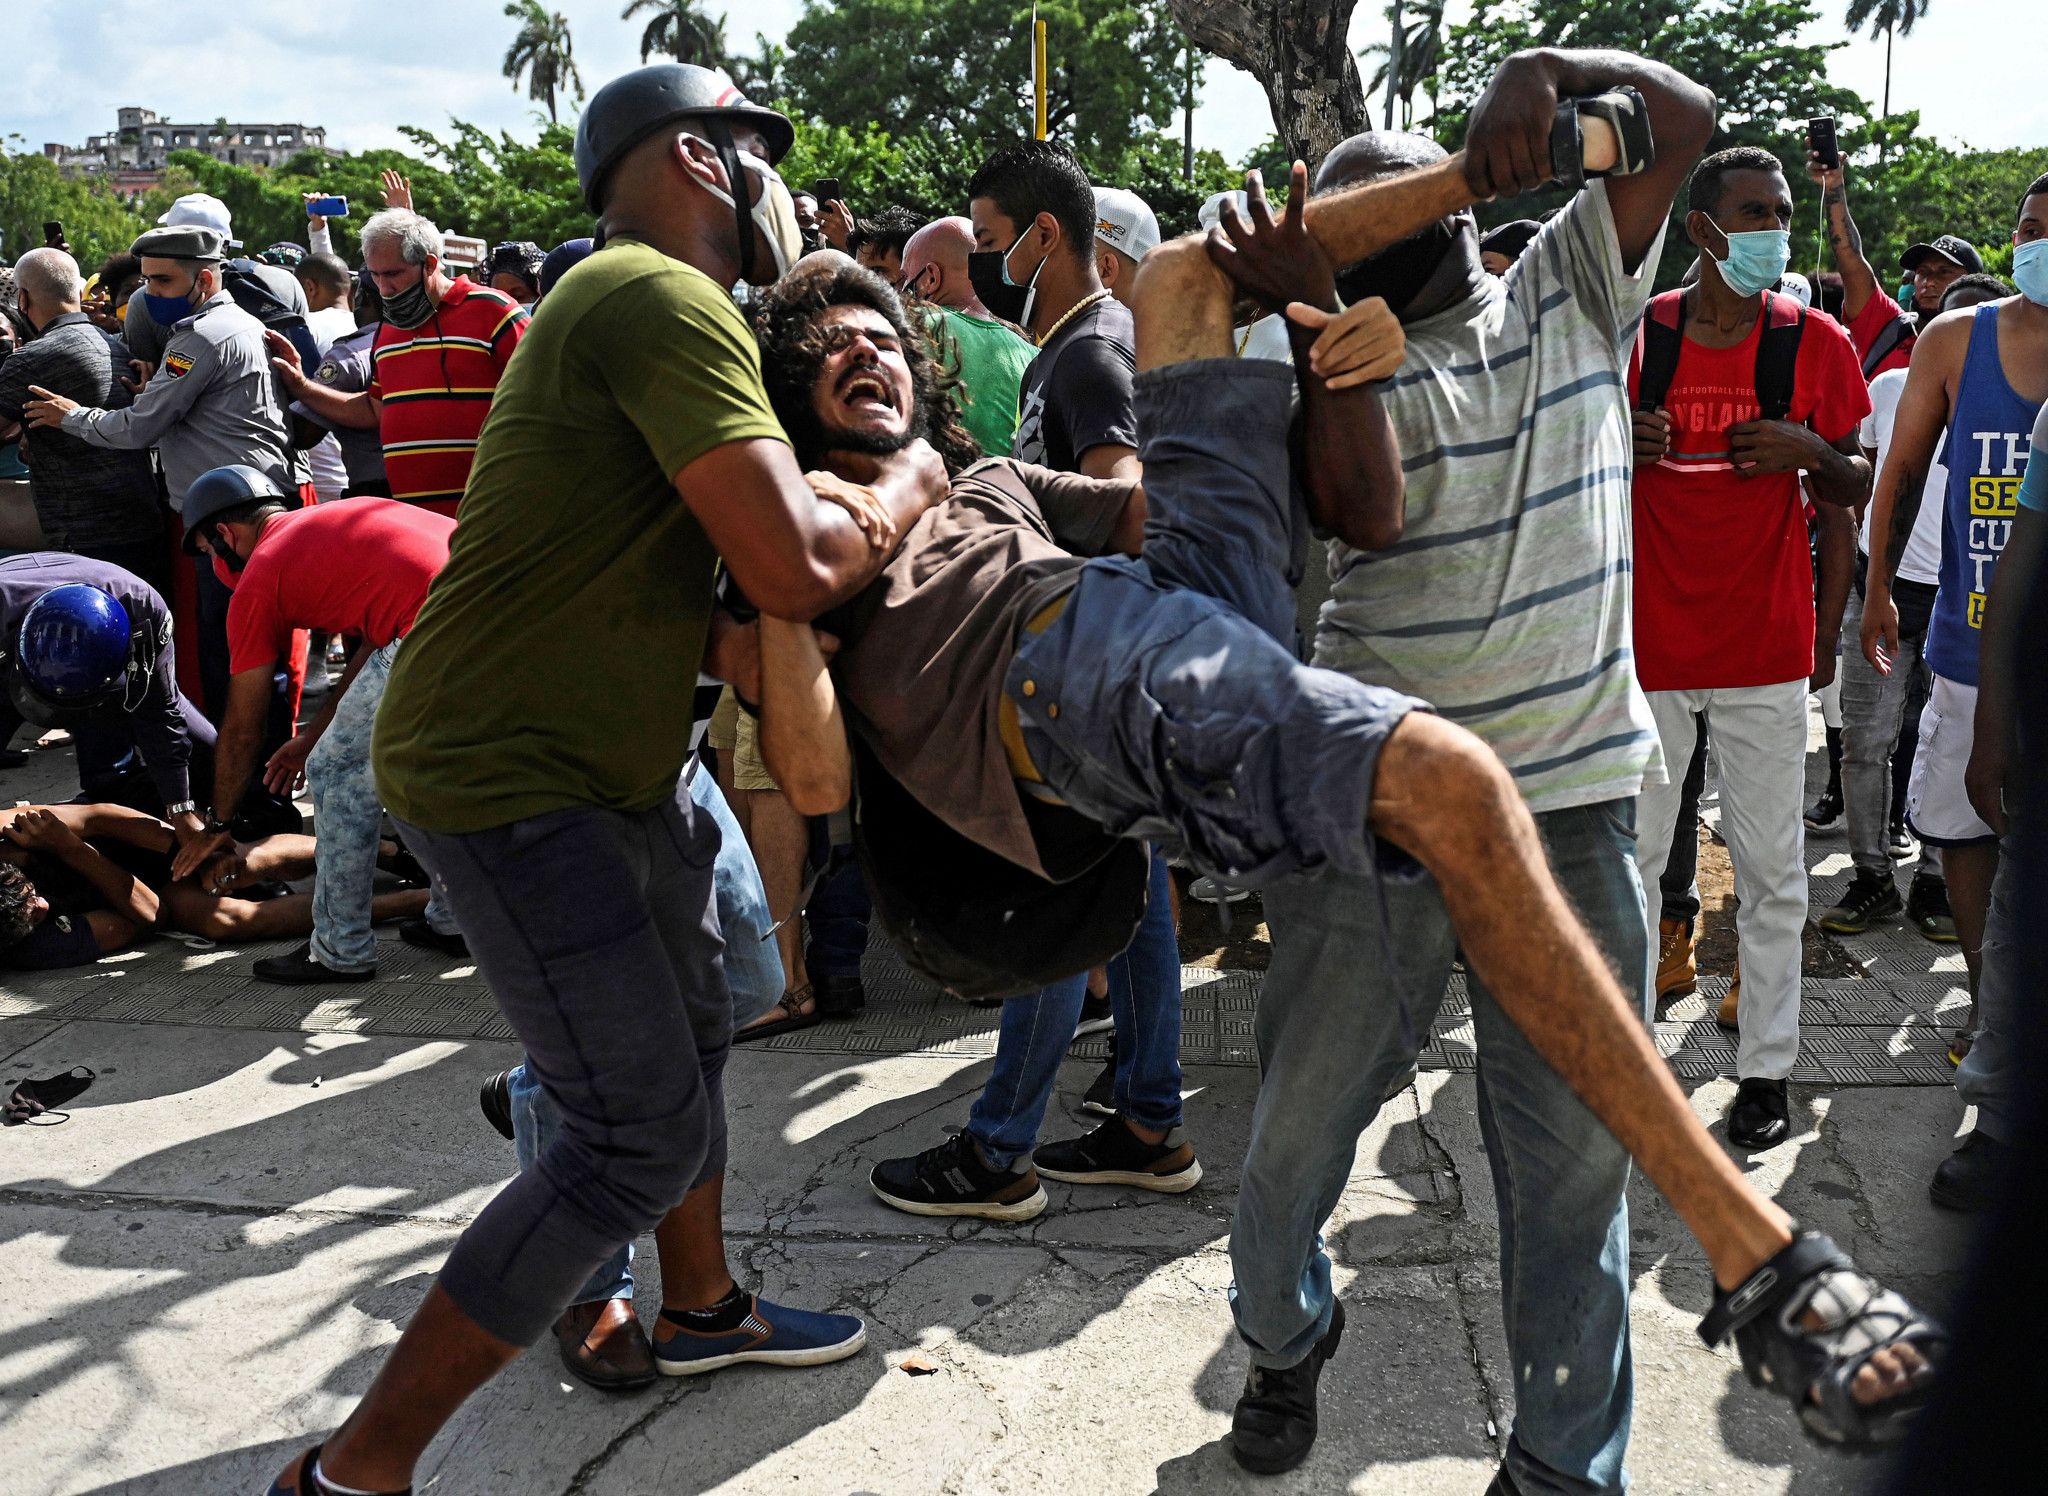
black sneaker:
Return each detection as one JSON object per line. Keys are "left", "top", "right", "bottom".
{"left": 869, "top": 1132, "right": 1047, "bottom": 1221}
{"left": 1803, "top": 786, "right": 1844, "bottom": 831}
{"left": 1072, "top": 992, "right": 1113, "bottom": 1040}
{"left": 1929, "top": 1129, "right": 2010, "bottom": 1211}
{"left": 1231, "top": 1299, "right": 1345, "bottom": 1474}
{"left": 1886, "top": 814, "right": 1915, "bottom": 861}
{"left": 1817, "top": 870, "right": 1903, "bottom": 934}
{"left": 1726, "top": 1077, "right": 1791, "bottom": 1151}
{"left": 400, "top": 918, "right": 469, "bottom": 958}
{"left": 1079, "top": 1056, "right": 1117, "bottom": 1117}
{"left": 1905, "top": 874, "right": 1958, "bottom": 943}
{"left": 479, "top": 1069, "right": 515, "bottom": 1141}
{"left": 1033, "top": 1115, "right": 1203, "bottom": 1193}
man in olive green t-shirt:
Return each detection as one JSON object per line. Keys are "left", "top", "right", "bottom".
{"left": 283, "top": 66, "right": 945, "bottom": 1496}
{"left": 903, "top": 215, "right": 1034, "bottom": 456}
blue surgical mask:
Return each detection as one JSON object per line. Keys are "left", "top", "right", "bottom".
{"left": 2012, "top": 239, "right": 2048, "bottom": 308}
{"left": 142, "top": 278, "right": 200, "bottom": 327}
{"left": 1708, "top": 227, "right": 1793, "bottom": 299}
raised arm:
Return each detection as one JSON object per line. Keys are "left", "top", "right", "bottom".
{"left": 269, "top": 331, "right": 380, "bottom": 430}
{"left": 1809, "top": 156, "right": 1880, "bottom": 322}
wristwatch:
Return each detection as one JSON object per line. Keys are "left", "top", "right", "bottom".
{"left": 165, "top": 800, "right": 198, "bottom": 818}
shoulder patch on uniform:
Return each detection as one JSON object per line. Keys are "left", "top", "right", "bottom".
{"left": 164, "top": 351, "right": 195, "bottom": 378}
{"left": 315, "top": 362, "right": 340, "bottom": 383}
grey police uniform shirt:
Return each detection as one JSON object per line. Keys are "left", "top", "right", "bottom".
{"left": 63, "top": 292, "right": 293, "bottom": 510}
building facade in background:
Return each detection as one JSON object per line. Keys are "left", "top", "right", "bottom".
{"left": 44, "top": 107, "right": 331, "bottom": 192}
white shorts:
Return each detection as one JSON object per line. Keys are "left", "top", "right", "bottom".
{"left": 1906, "top": 673, "right": 1997, "bottom": 846}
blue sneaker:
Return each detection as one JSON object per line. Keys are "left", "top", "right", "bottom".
{"left": 651, "top": 1293, "right": 867, "bottom": 1376}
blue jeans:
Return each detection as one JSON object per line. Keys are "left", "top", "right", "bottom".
{"left": 509, "top": 762, "right": 782, "bottom": 1305}
{"left": 1230, "top": 799, "right": 1648, "bottom": 1496}
{"left": 305, "top": 639, "right": 451, "bottom": 971}
{"left": 967, "top": 847, "right": 1183, "bottom": 1169}
{"left": 805, "top": 851, "right": 871, "bottom": 983}
{"left": 1958, "top": 833, "right": 2025, "bottom": 1141}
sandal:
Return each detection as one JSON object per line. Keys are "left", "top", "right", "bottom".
{"left": 733, "top": 985, "right": 819, "bottom": 1044}
{"left": 1698, "top": 1228, "right": 1946, "bottom": 1448}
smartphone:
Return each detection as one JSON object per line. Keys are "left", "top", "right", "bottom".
{"left": 1806, "top": 116, "right": 1840, "bottom": 170}
{"left": 307, "top": 196, "right": 350, "bottom": 219}
{"left": 43, "top": 220, "right": 65, "bottom": 247}
{"left": 812, "top": 178, "right": 842, "bottom": 206}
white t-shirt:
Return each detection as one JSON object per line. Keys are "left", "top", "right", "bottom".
{"left": 1859, "top": 367, "right": 1943, "bottom": 586}
{"left": 301, "top": 306, "right": 360, "bottom": 500}
{"left": 1233, "top": 314, "right": 1293, "bottom": 364}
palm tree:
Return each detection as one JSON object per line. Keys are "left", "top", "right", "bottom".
{"left": 503, "top": 0, "right": 584, "bottom": 124}
{"left": 1361, "top": 1, "right": 1444, "bottom": 132}
{"left": 621, "top": 0, "right": 728, "bottom": 67}
{"left": 1844, "top": 0, "right": 1931, "bottom": 118}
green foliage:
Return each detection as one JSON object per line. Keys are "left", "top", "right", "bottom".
{"left": 1827, "top": 122, "right": 2041, "bottom": 279}
{"left": 503, "top": 0, "right": 586, "bottom": 125}
{"left": 0, "top": 144, "right": 150, "bottom": 273}
{"left": 781, "top": 0, "right": 1190, "bottom": 181}
{"left": 622, "top": 0, "right": 728, "bottom": 65}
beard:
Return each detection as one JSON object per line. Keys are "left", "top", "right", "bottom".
{"left": 784, "top": 381, "right": 923, "bottom": 471}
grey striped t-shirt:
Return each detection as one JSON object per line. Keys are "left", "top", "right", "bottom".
{"left": 1314, "top": 182, "right": 1666, "bottom": 810}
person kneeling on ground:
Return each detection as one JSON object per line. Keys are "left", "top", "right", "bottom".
{"left": 0, "top": 802, "right": 427, "bottom": 969}
{"left": 747, "top": 164, "right": 1942, "bottom": 1461}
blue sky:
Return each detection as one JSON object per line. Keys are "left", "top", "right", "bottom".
{"left": 11, "top": 0, "right": 2043, "bottom": 175}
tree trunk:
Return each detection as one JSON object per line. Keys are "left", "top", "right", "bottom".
{"left": 1168, "top": 0, "right": 1369, "bottom": 171}
{"left": 1384, "top": 0, "right": 1403, "bottom": 131}
{"left": 1184, "top": 47, "right": 1197, "bottom": 181}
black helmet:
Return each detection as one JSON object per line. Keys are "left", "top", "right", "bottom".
{"left": 574, "top": 64, "right": 794, "bottom": 213}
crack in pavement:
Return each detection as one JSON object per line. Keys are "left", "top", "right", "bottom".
{"left": 559, "top": 1376, "right": 713, "bottom": 1494}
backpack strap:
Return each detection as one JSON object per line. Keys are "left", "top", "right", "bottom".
{"left": 1634, "top": 289, "right": 1687, "bottom": 411}
{"left": 1754, "top": 291, "right": 1808, "bottom": 423}
{"left": 1859, "top": 311, "right": 1914, "bottom": 381}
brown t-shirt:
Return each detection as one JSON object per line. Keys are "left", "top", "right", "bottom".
{"left": 829, "top": 457, "right": 1134, "bottom": 875}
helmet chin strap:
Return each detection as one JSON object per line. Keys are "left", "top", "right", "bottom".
{"left": 708, "top": 121, "right": 756, "bottom": 285}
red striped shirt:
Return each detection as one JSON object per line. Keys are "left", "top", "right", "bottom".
{"left": 370, "top": 277, "right": 527, "bottom": 515}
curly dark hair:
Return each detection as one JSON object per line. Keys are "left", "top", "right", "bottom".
{"left": 750, "top": 259, "right": 982, "bottom": 475}
{"left": 0, "top": 863, "right": 38, "bottom": 952}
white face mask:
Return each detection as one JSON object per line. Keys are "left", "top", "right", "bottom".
{"left": 700, "top": 148, "right": 803, "bottom": 285}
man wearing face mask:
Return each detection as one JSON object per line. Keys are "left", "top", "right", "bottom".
{"left": 257, "top": 64, "right": 947, "bottom": 1496}
{"left": 901, "top": 215, "right": 1035, "bottom": 457}
{"left": 1629, "top": 147, "right": 1872, "bottom": 1152}
{"left": 1860, "top": 170, "right": 2048, "bottom": 1208}
{"left": 1229, "top": 49, "right": 1720, "bottom": 1487}
{"left": 968, "top": 140, "right": 1141, "bottom": 483}
{"left": 270, "top": 209, "right": 528, "bottom": 518}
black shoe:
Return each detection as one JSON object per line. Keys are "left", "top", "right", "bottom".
{"left": 1231, "top": 1299, "right": 1345, "bottom": 1474}
{"left": 1072, "top": 992, "right": 1113, "bottom": 1040}
{"left": 1803, "top": 786, "right": 1844, "bottom": 831}
{"left": 1886, "top": 814, "right": 1915, "bottom": 861}
{"left": 813, "top": 971, "right": 866, "bottom": 1017}
{"left": 1818, "top": 870, "right": 1903, "bottom": 934}
{"left": 1905, "top": 874, "right": 1958, "bottom": 943}
{"left": 1080, "top": 1056, "right": 1117, "bottom": 1117}
{"left": 252, "top": 944, "right": 374, "bottom": 986}
{"left": 1485, "top": 1466, "right": 1524, "bottom": 1496}
{"left": 399, "top": 918, "right": 469, "bottom": 958}
{"left": 479, "top": 1069, "right": 515, "bottom": 1141}
{"left": 1033, "top": 1115, "right": 1202, "bottom": 1193}
{"left": 1726, "top": 1077, "right": 1791, "bottom": 1150}
{"left": 1930, "top": 1129, "right": 2010, "bottom": 1211}
{"left": 869, "top": 1131, "right": 1047, "bottom": 1221}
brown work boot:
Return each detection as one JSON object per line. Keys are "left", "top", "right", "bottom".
{"left": 1656, "top": 917, "right": 1697, "bottom": 999}
{"left": 1717, "top": 959, "right": 1741, "bottom": 1030}
{"left": 554, "top": 1298, "right": 658, "bottom": 1390}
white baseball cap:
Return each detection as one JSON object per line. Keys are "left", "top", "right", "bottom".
{"left": 1198, "top": 189, "right": 1251, "bottom": 236}
{"left": 158, "top": 193, "right": 240, "bottom": 248}
{"left": 1777, "top": 271, "right": 1814, "bottom": 309}
{"left": 1093, "top": 187, "right": 1160, "bottom": 262}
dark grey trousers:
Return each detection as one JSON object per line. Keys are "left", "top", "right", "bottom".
{"left": 396, "top": 797, "right": 730, "bottom": 1347}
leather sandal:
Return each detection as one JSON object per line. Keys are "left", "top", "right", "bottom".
{"left": 733, "top": 985, "right": 820, "bottom": 1044}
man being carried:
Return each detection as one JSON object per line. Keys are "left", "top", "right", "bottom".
{"left": 747, "top": 163, "right": 1939, "bottom": 1468}
{"left": 168, "top": 469, "right": 462, "bottom": 985}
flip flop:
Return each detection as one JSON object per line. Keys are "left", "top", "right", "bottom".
{"left": 733, "top": 986, "right": 820, "bottom": 1044}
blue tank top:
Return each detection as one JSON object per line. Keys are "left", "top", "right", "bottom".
{"left": 1926, "top": 305, "right": 2042, "bottom": 686}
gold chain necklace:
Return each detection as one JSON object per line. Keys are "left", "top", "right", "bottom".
{"left": 1037, "top": 289, "right": 1111, "bottom": 348}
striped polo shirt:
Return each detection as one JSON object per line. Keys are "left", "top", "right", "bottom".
{"left": 1314, "top": 182, "right": 1665, "bottom": 811}
{"left": 371, "top": 277, "right": 528, "bottom": 515}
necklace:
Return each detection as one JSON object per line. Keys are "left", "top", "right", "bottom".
{"left": 1037, "top": 289, "right": 1111, "bottom": 348}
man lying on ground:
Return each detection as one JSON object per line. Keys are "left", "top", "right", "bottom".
{"left": 741, "top": 177, "right": 1941, "bottom": 1459}
{"left": 0, "top": 802, "right": 427, "bottom": 970}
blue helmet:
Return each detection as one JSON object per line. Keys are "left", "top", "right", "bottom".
{"left": 6, "top": 585, "right": 139, "bottom": 726}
